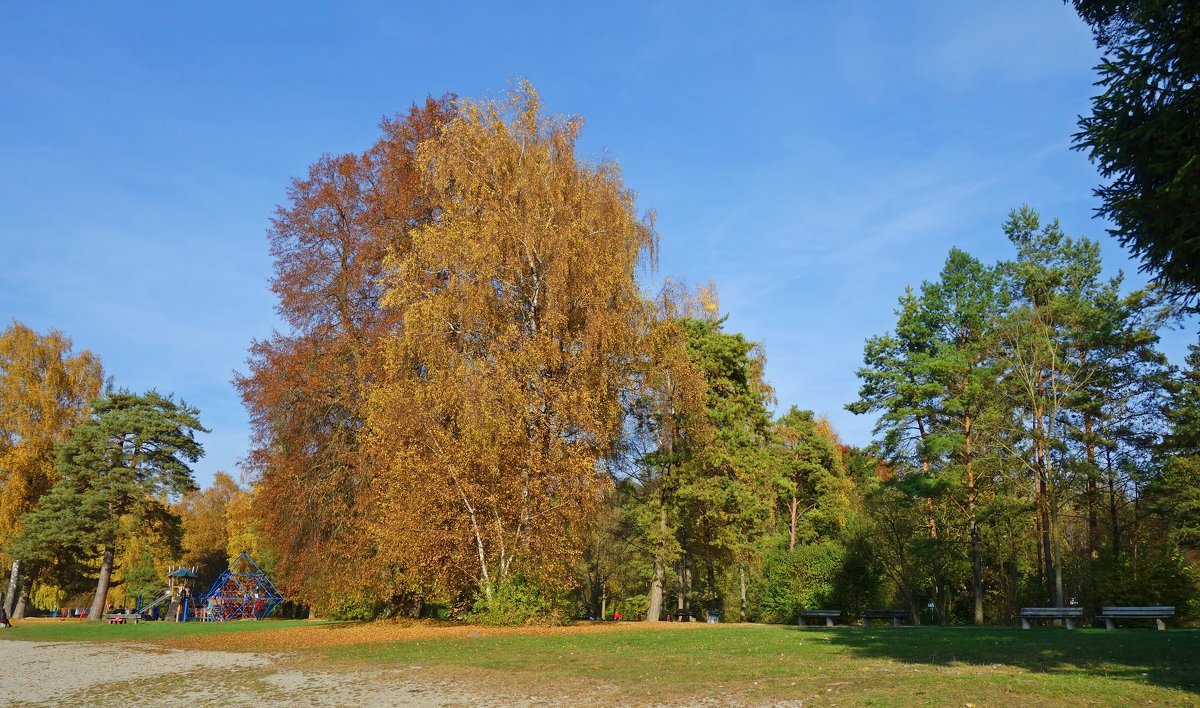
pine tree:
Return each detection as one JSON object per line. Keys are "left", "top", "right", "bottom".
{"left": 1147, "top": 340, "right": 1200, "bottom": 548}
{"left": 10, "top": 390, "right": 205, "bottom": 619}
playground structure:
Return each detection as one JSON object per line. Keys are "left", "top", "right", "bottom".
{"left": 198, "top": 552, "right": 284, "bottom": 621}
{"left": 124, "top": 565, "right": 197, "bottom": 622}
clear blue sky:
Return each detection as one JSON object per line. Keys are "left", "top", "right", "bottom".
{"left": 2, "top": 1, "right": 1193, "bottom": 487}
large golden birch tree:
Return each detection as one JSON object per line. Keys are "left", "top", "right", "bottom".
{"left": 365, "top": 84, "right": 657, "bottom": 601}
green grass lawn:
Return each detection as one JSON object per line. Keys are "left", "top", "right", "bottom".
{"left": 5, "top": 620, "right": 1198, "bottom": 705}
{"left": 326, "top": 625, "right": 1200, "bottom": 705}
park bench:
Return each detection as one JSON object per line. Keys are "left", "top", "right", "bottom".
{"left": 1098, "top": 606, "right": 1174, "bottom": 630}
{"left": 1019, "top": 607, "right": 1083, "bottom": 629}
{"left": 798, "top": 610, "right": 841, "bottom": 627}
{"left": 860, "top": 609, "right": 910, "bottom": 627}
{"left": 104, "top": 613, "right": 141, "bottom": 625}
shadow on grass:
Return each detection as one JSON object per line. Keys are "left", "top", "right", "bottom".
{"left": 808, "top": 624, "right": 1200, "bottom": 694}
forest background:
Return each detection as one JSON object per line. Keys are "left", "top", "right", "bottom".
{"left": 1, "top": 2, "right": 1199, "bottom": 625}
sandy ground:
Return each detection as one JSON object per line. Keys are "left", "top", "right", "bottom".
{"left": 0, "top": 640, "right": 511, "bottom": 707}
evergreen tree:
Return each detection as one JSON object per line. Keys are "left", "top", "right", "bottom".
{"left": 997, "top": 206, "right": 1104, "bottom": 607}
{"left": 10, "top": 390, "right": 205, "bottom": 619}
{"left": 771, "top": 407, "right": 850, "bottom": 552}
{"left": 674, "top": 317, "right": 776, "bottom": 621}
{"left": 1070, "top": 0, "right": 1200, "bottom": 302}
{"left": 1147, "top": 340, "right": 1200, "bottom": 549}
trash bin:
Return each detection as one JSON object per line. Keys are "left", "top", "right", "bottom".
{"left": 706, "top": 610, "right": 719, "bottom": 623}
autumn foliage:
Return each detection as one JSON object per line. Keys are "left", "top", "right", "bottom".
{"left": 235, "top": 97, "right": 455, "bottom": 604}
{"left": 364, "top": 86, "right": 656, "bottom": 603}
{"left": 239, "top": 84, "right": 658, "bottom": 610}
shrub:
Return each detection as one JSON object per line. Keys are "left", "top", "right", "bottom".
{"left": 468, "top": 577, "right": 564, "bottom": 626}
{"left": 758, "top": 542, "right": 844, "bottom": 624}
{"left": 328, "top": 593, "right": 384, "bottom": 621}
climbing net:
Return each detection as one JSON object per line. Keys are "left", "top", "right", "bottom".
{"left": 199, "top": 552, "right": 284, "bottom": 621}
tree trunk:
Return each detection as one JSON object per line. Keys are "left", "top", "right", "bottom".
{"left": 646, "top": 507, "right": 666, "bottom": 622}
{"left": 971, "top": 521, "right": 984, "bottom": 625}
{"left": 788, "top": 497, "right": 799, "bottom": 551}
{"left": 923, "top": 496, "right": 947, "bottom": 624}
{"left": 1038, "top": 468, "right": 1054, "bottom": 602}
{"left": 3, "top": 560, "right": 18, "bottom": 617}
{"left": 705, "top": 550, "right": 717, "bottom": 614}
{"left": 648, "top": 554, "right": 667, "bottom": 624}
{"left": 1035, "top": 508, "right": 1044, "bottom": 589}
{"left": 965, "top": 418, "right": 983, "bottom": 625}
{"left": 677, "top": 557, "right": 687, "bottom": 615}
{"left": 89, "top": 546, "right": 116, "bottom": 621}
{"left": 683, "top": 558, "right": 693, "bottom": 618}
{"left": 738, "top": 564, "right": 747, "bottom": 622}
{"left": 13, "top": 575, "right": 32, "bottom": 619}
{"left": 1085, "top": 415, "right": 1099, "bottom": 559}
{"left": 1106, "top": 447, "right": 1120, "bottom": 559}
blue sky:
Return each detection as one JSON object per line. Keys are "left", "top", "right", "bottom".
{"left": 2, "top": 1, "right": 1193, "bottom": 487}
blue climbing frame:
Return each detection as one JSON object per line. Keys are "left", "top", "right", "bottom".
{"left": 198, "top": 552, "right": 284, "bottom": 621}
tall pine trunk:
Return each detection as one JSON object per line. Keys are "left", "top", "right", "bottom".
{"left": 89, "top": 546, "right": 116, "bottom": 621}
{"left": 966, "top": 417, "right": 983, "bottom": 625}
{"left": 1085, "top": 413, "right": 1099, "bottom": 559}
{"left": 13, "top": 575, "right": 32, "bottom": 619}
{"left": 1107, "top": 449, "right": 1120, "bottom": 559}
{"left": 788, "top": 497, "right": 799, "bottom": 551}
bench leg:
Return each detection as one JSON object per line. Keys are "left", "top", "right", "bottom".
{"left": 862, "top": 617, "right": 868, "bottom": 628}
{"left": 1105, "top": 618, "right": 1114, "bottom": 630}
{"left": 798, "top": 616, "right": 806, "bottom": 627}
{"left": 1065, "top": 618, "right": 1075, "bottom": 630}
{"left": 893, "top": 617, "right": 900, "bottom": 628}
{"left": 825, "top": 617, "right": 834, "bottom": 627}
{"left": 1156, "top": 619, "right": 1165, "bottom": 631}
{"left": 1021, "top": 618, "right": 1030, "bottom": 630}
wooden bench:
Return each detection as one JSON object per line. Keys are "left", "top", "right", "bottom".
{"left": 861, "top": 609, "right": 910, "bottom": 627}
{"left": 662, "top": 609, "right": 698, "bottom": 621}
{"left": 1019, "top": 607, "right": 1083, "bottom": 629}
{"left": 1098, "top": 606, "right": 1174, "bottom": 630}
{"left": 103, "top": 613, "right": 141, "bottom": 625}
{"left": 798, "top": 610, "right": 841, "bottom": 627}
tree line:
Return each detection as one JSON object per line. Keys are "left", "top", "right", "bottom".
{"left": 231, "top": 82, "right": 1200, "bottom": 623}
{"left": 3, "top": 0, "right": 1199, "bottom": 622}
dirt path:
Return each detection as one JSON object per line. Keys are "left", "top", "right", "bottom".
{"left": 0, "top": 640, "right": 505, "bottom": 706}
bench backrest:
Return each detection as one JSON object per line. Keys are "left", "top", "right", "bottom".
{"left": 1100, "top": 606, "right": 1174, "bottom": 615}
{"left": 800, "top": 610, "right": 841, "bottom": 616}
{"left": 1019, "top": 607, "right": 1083, "bottom": 617}
{"left": 862, "top": 609, "right": 909, "bottom": 618}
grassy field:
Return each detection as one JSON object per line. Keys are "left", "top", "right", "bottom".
{"left": 4, "top": 618, "right": 1198, "bottom": 705}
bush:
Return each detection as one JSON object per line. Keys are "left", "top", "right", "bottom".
{"left": 1081, "top": 546, "right": 1200, "bottom": 623}
{"left": 328, "top": 593, "right": 384, "bottom": 621}
{"left": 468, "top": 577, "right": 564, "bottom": 626}
{"left": 758, "top": 542, "right": 843, "bottom": 624}
{"left": 613, "top": 594, "right": 648, "bottom": 620}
